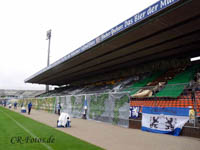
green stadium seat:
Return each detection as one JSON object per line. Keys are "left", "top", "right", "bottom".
{"left": 156, "top": 65, "right": 199, "bottom": 98}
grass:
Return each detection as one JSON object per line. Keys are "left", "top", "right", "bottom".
{"left": 0, "top": 106, "right": 103, "bottom": 150}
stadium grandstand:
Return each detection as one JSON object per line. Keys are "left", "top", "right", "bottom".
{"left": 0, "top": 89, "right": 44, "bottom": 105}
{"left": 23, "top": 0, "right": 200, "bottom": 137}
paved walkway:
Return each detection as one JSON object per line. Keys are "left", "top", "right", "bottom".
{"left": 10, "top": 107, "right": 200, "bottom": 150}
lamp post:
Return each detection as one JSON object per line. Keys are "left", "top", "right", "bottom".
{"left": 46, "top": 29, "right": 51, "bottom": 92}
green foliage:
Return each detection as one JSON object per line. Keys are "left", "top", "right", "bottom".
{"left": 70, "top": 96, "right": 84, "bottom": 113}
{"left": 70, "top": 96, "right": 76, "bottom": 112}
{"left": 18, "top": 97, "right": 56, "bottom": 113}
{"left": 51, "top": 97, "right": 56, "bottom": 113}
{"left": 113, "top": 95, "right": 129, "bottom": 124}
{"left": 89, "top": 94, "right": 108, "bottom": 119}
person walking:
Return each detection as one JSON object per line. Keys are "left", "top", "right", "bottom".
{"left": 28, "top": 102, "right": 32, "bottom": 115}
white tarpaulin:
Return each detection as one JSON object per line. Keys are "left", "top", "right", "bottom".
{"left": 57, "top": 112, "right": 70, "bottom": 127}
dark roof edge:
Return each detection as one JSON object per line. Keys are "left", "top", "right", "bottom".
{"left": 25, "top": 0, "right": 181, "bottom": 83}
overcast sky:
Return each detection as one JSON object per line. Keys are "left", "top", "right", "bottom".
{"left": 0, "top": 0, "right": 158, "bottom": 90}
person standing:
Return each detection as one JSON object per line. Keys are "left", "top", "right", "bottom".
{"left": 14, "top": 102, "right": 17, "bottom": 109}
{"left": 57, "top": 103, "right": 61, "bottom": 115}
{"left": 83, "top": 105, "right": 87, "bottom": 119}
{"left": 83, "top": 95, "right": 88, "bottom": 119}
{"left": 28, "top": 102, "right": 32, "bottom": 115}
{"left": 3, "top": 101, "right": 6, "bottom": 107}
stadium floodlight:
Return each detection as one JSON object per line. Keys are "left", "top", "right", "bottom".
{"left": 46, "top": 29, "right": 51, "bottom": 67}
{"left": 190, "top": 56, "right": 200, "bottom": 62}
{"left": 46, "top": 29, "right": 51, "bottom": 40}
{"left": 46, "top": 29, "right": 52, "bottom": 92}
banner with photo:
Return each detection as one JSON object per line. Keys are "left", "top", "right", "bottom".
{"left": 142, "top": 107, "right": 189, "bottom": 136}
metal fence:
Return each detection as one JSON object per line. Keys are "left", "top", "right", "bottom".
{"left": 14, "top": 82, "right": 200, "bottom": 128}
{"left": 17, "top": 92, "right": 130, "bottom": 127}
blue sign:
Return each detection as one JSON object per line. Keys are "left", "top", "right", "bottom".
{"left": 25, "top": 0, "right": 180, "bottom": 82}
{"left": 142, "top": 107, "right": 189, "bottom": 116}
{"left": 130, "top": 106, "right": 140, "bottom": 118}
{"left": 142, "top": 107, "right": 189, "bottom": 136}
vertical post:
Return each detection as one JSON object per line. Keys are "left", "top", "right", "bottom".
{"left": 193, "top": 87, "right": 197, "bottom": 127}
{"left": 47, "top": 33, "right": 51, "bottom": 67}
{"left": 46, "top": 29, "right": 51, "bottom": 92}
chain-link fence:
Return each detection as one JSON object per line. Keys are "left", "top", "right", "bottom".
{"left": 18, "top": 92, "right": 130, "bottom": 127}
{"left": 16, "top": 82, "right": 200, "bottom": 128}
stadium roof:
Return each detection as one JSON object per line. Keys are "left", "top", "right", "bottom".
{"left": 25, "top": 0, "right": 200, "bottom": 86}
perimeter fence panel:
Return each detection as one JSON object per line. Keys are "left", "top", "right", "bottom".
{"left": 109, "top": 93, "right": 130, "bottom": 127}
{"left": 16, "top": 83, "right": 200, "bottom": 128}
{"left": 69, "top": 95, "right": 85, "bottom": 118}
{"left": 18, "top": 97, "right": 56, "bottom": 113}
{"left": 87, "top": 93, "right": 111, "bottom": 123}
{"left": 86, "top": 92, "right": 129, "bottom": 127}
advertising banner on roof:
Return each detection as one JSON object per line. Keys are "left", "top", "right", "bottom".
{"left": 55, "top": 0, "right": 181, "bottom": 64}
{"left": 100, "top": 0, "right": 180, "bottom": 42}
